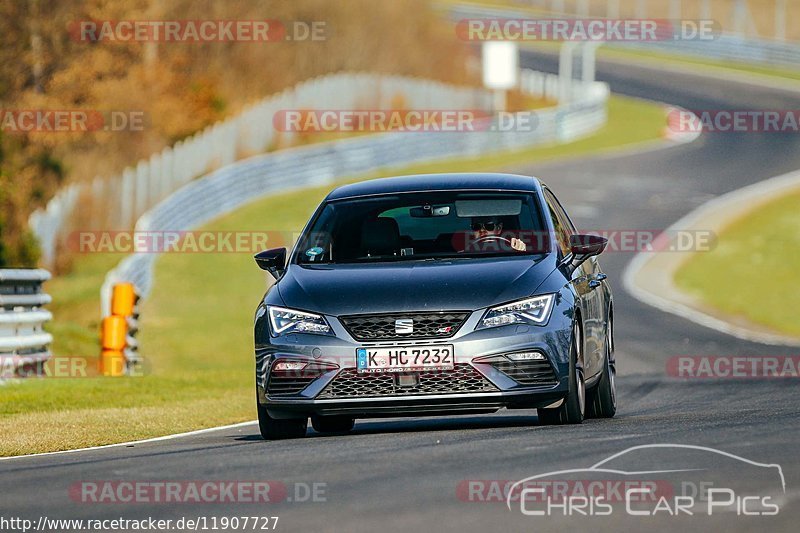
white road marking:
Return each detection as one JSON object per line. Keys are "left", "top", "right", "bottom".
{"left": 0, "top": 420, "right": 258, "bottom": 462}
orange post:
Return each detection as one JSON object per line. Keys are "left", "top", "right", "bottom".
{"left": 101, "top": 315, "right": 127, "bottom": 351}
{"left": 100, "top": 350, "right": 125, "bottom": 377}
{"left": 100, "top": 282, "right": 140, "bottom": 377}
{"left": 111, "top": 282, "right": 137, "bottom": 317}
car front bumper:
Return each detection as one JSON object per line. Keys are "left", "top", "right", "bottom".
{"left": 255, "top": 305, "right": 574, "bottom": 419}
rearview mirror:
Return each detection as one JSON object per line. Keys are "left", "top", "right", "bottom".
{"left": 410, "top": 205, "right": 450, "bottom": 217}
{"left": 566, "top": 234, "right": 607, "bottom": 272}
{"left": 255, "top": 248, "right": 287, "bottom": 280}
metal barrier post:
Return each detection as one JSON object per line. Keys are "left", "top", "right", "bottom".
{"left": 0, "top": 269, "right": 53, "bottom": 379}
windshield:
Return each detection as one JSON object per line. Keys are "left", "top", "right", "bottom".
{"left": 294, "top": 191, "right": 549, "bottom": 264}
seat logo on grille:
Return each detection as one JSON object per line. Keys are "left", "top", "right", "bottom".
{"left": 395, "top": 319, "right": 414, "bottom": 334}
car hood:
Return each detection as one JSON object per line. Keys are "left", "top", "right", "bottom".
{"left": 276, "top": 254, "right": 558, "bottom": 316}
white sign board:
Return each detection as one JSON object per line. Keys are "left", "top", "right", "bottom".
{"left": 482, "top": 41, "right": 519, "bottom": 90}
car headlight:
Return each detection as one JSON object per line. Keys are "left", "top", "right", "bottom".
{"left": 478, "top": 294, "right": 555, "bottom": 329}
{"left": 268, "top": 306, "right": 333, "bottom": 336}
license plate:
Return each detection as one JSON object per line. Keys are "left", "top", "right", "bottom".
{"left": 356, "top": 345, "right": 454, "bottom": 373}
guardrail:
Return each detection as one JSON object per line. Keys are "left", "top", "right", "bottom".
{"left": 451, "top": 2, "right": 800, "bottom": 68}
{"left": 520, "top": 0, "right": 794, "bottom": 42}
{"left": 29, "top": 72, "right": 495, "bottom": 270}
{"left": 100, "top": 68, "right": 609, "bottom": 316}
{"left": 0, "top": 269, "right": 53, "bottom": 379}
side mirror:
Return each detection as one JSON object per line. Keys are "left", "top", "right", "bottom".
{"left": 255, "top": 248, "right": 287, "bottom": 280}
{"left": 566, "top": 234, "right": 607, "bottom": 271}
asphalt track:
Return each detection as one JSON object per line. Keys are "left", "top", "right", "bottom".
{"left": 2, "top": 50, "right": 800, "bottom": 532}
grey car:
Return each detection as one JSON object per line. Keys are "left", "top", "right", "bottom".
{"left": 253, "top": 173, "right": 615, "bottom": 439}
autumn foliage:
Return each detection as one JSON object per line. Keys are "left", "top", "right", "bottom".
{"left": 0, "top": 0, "right": 471, "bottom": 268}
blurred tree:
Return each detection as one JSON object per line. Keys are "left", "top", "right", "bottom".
{"left": 0, "top": 0, "right": 471, "bottom": 269}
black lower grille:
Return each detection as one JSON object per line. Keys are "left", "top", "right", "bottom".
{"left": 339, "top": 312, "right": 469, "bottom": 341}
{"left": 490, "top": 359, "right": 557, "bottom": 385}
{"left": 317, "top": 364, "right": 498, "bottom": 398}
{"left": 267, "top": 363, "right": 332, "bottom": 396}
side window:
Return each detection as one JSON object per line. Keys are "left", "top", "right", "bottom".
{"left": 546, "top": 189, "right": 577, "bottom": 234}
{"left": 543, "top": 190, "right": 570, "bottom": 256}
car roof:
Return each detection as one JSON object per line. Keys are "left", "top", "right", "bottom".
{"left": 325, "top": 173, "right": 544, "bottom": 201}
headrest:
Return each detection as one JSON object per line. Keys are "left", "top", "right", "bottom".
{"left": 361, "top": 217, "right": 400, "bottom": 256}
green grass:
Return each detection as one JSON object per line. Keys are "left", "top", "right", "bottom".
{"left": 0, "top": 94, "right": 666, "bottom": 456}
{"left": 674, "top": 190, "right": 800, "bottom": 338}
{"left": 514, "top": 40, "right": 800, "bottom": 83}
{"left": 597, "top": 45, "right": 800, "bottom": 83}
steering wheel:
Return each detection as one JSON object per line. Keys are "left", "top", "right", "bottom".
{"left": 464, "top": 235, "right": 512, "bottom": 252}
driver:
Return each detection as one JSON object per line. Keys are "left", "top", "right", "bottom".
{"left": 470, "top": 217, "right": 526, "bottom": 251}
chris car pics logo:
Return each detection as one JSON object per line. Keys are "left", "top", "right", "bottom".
{"left": 505, "top": 444, "right": 784, "bottom": 517}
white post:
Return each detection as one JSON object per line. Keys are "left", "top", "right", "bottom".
{"left": 669, "top": 0, "right": 681, "bottom": 20}
{"left": 135, "top": 161, "right": 149, "bottom": 220}
{"left": 558, "top": 43, "right": 574, "bottom": 103}
{"left": 160, "top": 147, "right": 173, "bottom": 200}
{"left": 635, "top": 0, "right": 646, "bottom": 19}
{"left": 109, "top": 175, "right": 121, "bottom": 228}
{"left": 149, "top": 153, "right": 161, "bottom": 206}
{"left": 581, "top": 43, "right": 597, "bottom": 84}
{"left": 733, "top": 0, "right": 747, "bottom": 37}
{"left": 121, "top": 168, "right": 135, "bottom": 229}
{"left": 607, "top": 0, "right": 620, "bottom": 19}
{"left": 91, "top": 177, "right": 104, "bottom": 229}
{"left": 493, "top": 90, "right": 505, "bottom": 113}
{"left": 775, "top": 0, "right": 787, "bottom": 41}
{"left": 700, "top": 0, "right": 711, "bottom": 21}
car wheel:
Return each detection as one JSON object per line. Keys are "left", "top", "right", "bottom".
{"left": 587, "top": 317, "right": 616, "bottom": 419}
{"left": 538, "top": 320, "right": 585, "bottom": 425}
{"left": 311, "top": 415, "right": 355, "bottom": 434}
{"left": 257, "top": 401, "right": 307, "bottom": 440}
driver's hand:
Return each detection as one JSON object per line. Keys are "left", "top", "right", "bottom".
{"left": 511, "top": 238, "right": 527, "bottom": 251}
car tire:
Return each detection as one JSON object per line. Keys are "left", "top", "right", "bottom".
{"left": 257, "top": 401, "right": 307, "bottom": 440}
{"left": 311, "top": 415, "right": 355, "bottom": 434}
{"left": 586, "top": 320, "right": 616, "bottom": 419}
{"left": 538, "top": 321, "right": 585, "bottom": 425}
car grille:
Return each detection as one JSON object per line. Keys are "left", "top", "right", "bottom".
{"left": 490, "top": 359, "right": 558, "bottom": 386}
{"left": 267, "top": 362, "right": 334, "bottom": 396}
{"left": 317, "top": 364, "right": 498, "bottom": 398}
{"left": 339, "top": 312, "right": 469, "bottom": 341}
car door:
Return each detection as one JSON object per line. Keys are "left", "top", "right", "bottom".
{"left": 543, "top": 188, "right": 604, "bottom": 378}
